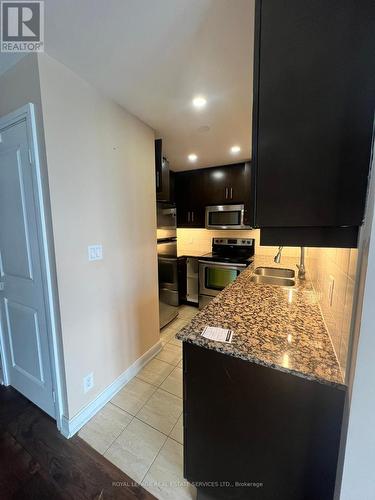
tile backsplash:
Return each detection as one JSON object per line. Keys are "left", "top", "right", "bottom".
{"left": 177, "top": 228, "right": 300, "bottom": 258}
{"left": 306, "top": 247, "right": 357, "bottom": 378}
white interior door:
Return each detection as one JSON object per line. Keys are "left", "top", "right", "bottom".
{"left": 0, "top": 112, "right": 55, "bottom": 417}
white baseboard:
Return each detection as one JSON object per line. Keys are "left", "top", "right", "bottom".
{"left": 60, "top": 340, "right": 162, "bottom": 438}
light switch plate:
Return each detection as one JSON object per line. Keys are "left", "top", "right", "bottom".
{"left": 88, "top": 245, "right": 103, "bottom": 261}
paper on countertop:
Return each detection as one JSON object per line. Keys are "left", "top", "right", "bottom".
{"left": 201, "top": 326, "right": 233, "bottom": 343}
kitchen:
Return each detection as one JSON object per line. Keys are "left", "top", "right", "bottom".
{"left": 39, "top": 0, "right": 375, "bottom": 496}
{"left": 2, "top": 1, "right": 371, "bottom": 499}
{"left": 152, "top": 0, "right": 375, "bottom": 499}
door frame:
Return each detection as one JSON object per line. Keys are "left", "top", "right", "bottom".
{"left": 0, "top": 103, "right": 66, "bottom": 431}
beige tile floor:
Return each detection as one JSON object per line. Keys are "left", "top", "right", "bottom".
{"left": 79, "top": 305, "right": 198, "bottom": 500}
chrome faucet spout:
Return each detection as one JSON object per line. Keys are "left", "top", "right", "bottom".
{"left": 297, "top": 246, "right": 306, "bottom": 280}
{"left": 274, "top": 246, "right": 283, "bottom": 264}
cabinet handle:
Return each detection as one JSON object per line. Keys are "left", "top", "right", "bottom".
{"left": 187, "top": 211, "right": 190, "bottom": 223}
{"left": 156, "top": 171, "right": 160, "bottom": 188}
{"left": 225, "top": 187, "right": 228, "bottom": 199}
{"left": 191, "top": 211, "right": 194, "bottom": 222}
{"left": 230, "top": 187, "right": 233, "bottom": 199}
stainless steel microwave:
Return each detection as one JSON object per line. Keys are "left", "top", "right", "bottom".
{"left": 205, "top": 204, "right": 251, "bottom": 229}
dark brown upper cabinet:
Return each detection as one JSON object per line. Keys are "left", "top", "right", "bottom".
{"left": 155, "top": 139, "right": 171, "bottom": 202}
{"left": 175, "top": 162, "right": 254, "bottom": 228}
{"left": 175, "top": 170, "right": 205, "bottom": 228}
{"left": 204, "top": 163, "right": 249, "bottom": 206}
{"left": 253, "top": 0, "right": 375, "bottom": 246}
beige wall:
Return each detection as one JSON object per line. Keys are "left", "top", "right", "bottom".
{"left": 306, "top": 248, "right": 357, "bottom": 377}
{"left": 37, "top": 54, "right": 159, "bottom": 417}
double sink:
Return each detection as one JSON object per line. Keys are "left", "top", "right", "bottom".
{"left": 250, "top": 266, "right": 295, "bottom": 287}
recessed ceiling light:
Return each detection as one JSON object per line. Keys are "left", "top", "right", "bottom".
{"left": 192, "top": 96, "right": 207, "bottom": 109}
{"left": 188, "top": 153, "right": 198, "bottom": 162}
{"left": 230, "top": 145, "right": 241, "bottom": 154}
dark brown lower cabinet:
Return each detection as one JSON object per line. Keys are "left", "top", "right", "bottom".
{"left": 183, "top": 343, "right": 346, "bottom": 500}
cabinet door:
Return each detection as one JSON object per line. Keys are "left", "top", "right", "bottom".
{"left": 155, "top": 139, "right": 171, "bottom": 202}
{"left": 176, "top": 172, "right": 189, "bottom": 227}
{"left": 253, "top": 0, "right": 375, "bottom": 227}
{"left": 204, "top": 163, "right": 253, "bottom": 208}
{"left": 224, "top": 163, "right": 250, "bottom": 204}
{"left": 176, "top": 171, "right": 205, "bottom": 228}
{"left": 188, "top": 207, "right": 205, "bottom": 228}
{"left": 155, "top": 139, "right": 162, "bottom": 195}
{"left": 184, "top": 342, "right": 345, "bottom": 500}
{"left": 204, "top": 166, "right": 231, "bottom": 205}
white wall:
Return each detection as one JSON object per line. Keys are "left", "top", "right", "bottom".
{"left": 339, "top": 144, "right": 375, "bottom": 499}
{"left": 37, "top": 54, "right": 159, "bottom": 417}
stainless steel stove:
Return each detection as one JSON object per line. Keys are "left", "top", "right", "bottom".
{"left": 198, "top": 238, "right": 254, "bottom": 309}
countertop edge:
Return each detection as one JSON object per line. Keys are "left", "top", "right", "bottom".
{"left": 177, "top": 334, "right": 347, "bottom": 391}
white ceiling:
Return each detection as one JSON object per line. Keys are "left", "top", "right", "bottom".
{"left": 2, "top": 0, "right": 255, "bottom": 171}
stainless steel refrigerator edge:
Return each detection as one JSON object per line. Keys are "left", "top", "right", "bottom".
{"left": 157, "top": 202, "right": 179, "bottom": 329}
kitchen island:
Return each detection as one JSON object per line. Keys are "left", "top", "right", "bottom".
{"left": 176, "top": 256, "right": 346, "bottom": 500}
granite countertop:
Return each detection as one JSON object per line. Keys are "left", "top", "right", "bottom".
{"left": 176, "top": 255, "right": 345, "bottom": 389}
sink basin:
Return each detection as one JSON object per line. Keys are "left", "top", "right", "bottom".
{"left": 250, "top": 275, "right": 295, "bottom": 287}
{"left": 254, "top": 267, "right": 295, "bottom": 278}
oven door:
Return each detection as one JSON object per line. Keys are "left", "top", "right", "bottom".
{"left": 157, "top": 237, "right": 178, "bottom": 309}
{"left": 158, "top": 256, "right": 178, "bottom": 291}
{"left": 205, "top": 204, "right": 249, "bottom": 229}
{"left": 199, "top": 260, "right": 247, "bottom": 298}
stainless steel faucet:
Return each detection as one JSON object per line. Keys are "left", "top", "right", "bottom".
{"left": 274, "top": 246, "right": 283, "bottom": 264}
{"left": 297, "top": 246, "right": 306, "bottom": 280}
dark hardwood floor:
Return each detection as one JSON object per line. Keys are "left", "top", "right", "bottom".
{"left": 0, "top": 385, "right": 156, "bottom": 500}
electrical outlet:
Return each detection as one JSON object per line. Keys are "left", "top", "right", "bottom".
{"left": 88, "top": 245, "right": 103, "bottom": 261}
{"left": 83, "top": 372, "right": 94, "bottom": 393}
{"left": 328, "top": 275, "right": 335, "bottom": 307}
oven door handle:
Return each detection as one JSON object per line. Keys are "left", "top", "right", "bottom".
{"left": 198, "top": 260, "right": 248, "bottom": 268}
{"left": 159, "top": 257, "right": 178, "bottom": 263}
